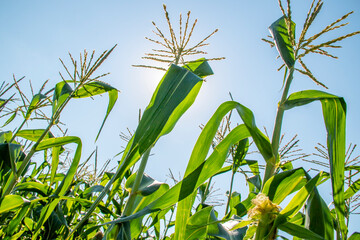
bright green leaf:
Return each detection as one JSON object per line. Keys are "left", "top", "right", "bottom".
{"left": 0, "top": 195, "right": 29, "bottom": 214}
{"left": 269, "top": 16, "right": 295, "bottom": 68}
{"left": 284, "top": 90, "right": 347, "bottom": 237}
{"left": 73, "top": 80, "right": 119, "bottom": 140}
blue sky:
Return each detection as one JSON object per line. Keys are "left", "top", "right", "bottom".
{"left": 1, "top": 0, "right": 360, "bottom": 236}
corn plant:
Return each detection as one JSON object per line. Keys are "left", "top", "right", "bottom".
{"left": 1, "top": 1, "right": 360, "bottom": 240}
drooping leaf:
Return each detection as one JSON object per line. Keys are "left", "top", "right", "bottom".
{"left": 73, "top": 80, "right": 119, "bottom": 140}
{"left": 269, "top": 16, "right": 295, "bottom": 68}
{"left": 82, "top": 185, "right": 105, "bottom": 198}
{"left": 284, "top": 90, "right": 347, "bottom": 237}
{"left": 110, "top": 63, "right": 205, "bottom": 198}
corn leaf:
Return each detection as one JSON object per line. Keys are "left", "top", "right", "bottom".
{"left": 175, "top": 101, "right": 272, "bottom": 239}
{"left": 183, "top": 58, "right": 213, "bottom": 78}
{"left": 16, "top": 129, "right": 55, "bottom": 142}
{"left": 73, "top": 81, "right": 119, "bottom": 140}
{"left": 344, "top": 178, "right": 360, "bottom": 200}
{"left": 52, "top": 81, "right": 72, "bottom": 116}
{"left": 305, "top": 185, "right": 334, "bottom": 240}
{"left": 269, "top": 16, "right": 295, "bottom": 68}
{"left": 278, "top": 221, "right": 325, "bottom": 240}
{"left": 0, "top": 131, "right": 12, "bottom": 143}
{"left": 262, "top": 168, "right": 307, "bottom": 204}
{"left": 184, "top": 206, "right": 212, "bottom": 239}
{"left": 284, "top": 90, "right": 347, "bottom": 237}
{"left": 14, "top": 182, "right": 51, "bottom": 197}
{"left": 74, "top": 60, "right": 210, "bottom": 234}
{"left": 32, "top": 136, "right": 82, "bottom": 238}
{"left": 125, "top": 172, "right": 164, "bottom": 197}
{"left": 349, "top": 232, "right": 360, "bottom": 240}
{"left": 25, "top": 93, "right": 47, "bottom": 120}
{"left": 4, "top": 204, "right": 30, "bottom": 236}
{"left": 0, "top": 195, "right": 29, "bottom": 214}
{"left": 269, "top": 172, "right": 324, "bottom": 236}
{"left": 99, "top": 101, "right": 271, "bottom": 230}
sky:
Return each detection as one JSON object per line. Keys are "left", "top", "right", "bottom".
{"left": 1, "top": 0, "right": 360, "bottom": 236}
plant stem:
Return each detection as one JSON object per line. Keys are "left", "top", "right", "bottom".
{"left": 225, "top": 170, "right": 236, "bottom": 215}
{"left": 202, "top": 177, "right": 212, "bottom": 204}
{"left": 263, "top": 67, "right": 294, "bottom": 184}
{"left": 10, "top": 118, "right": 27, "bottom": 143}
{"left": 162, "top": 207, "right": 174, "bottom": 239}
{"left": 122, "top": 148, "right": 152, "bottom": 216}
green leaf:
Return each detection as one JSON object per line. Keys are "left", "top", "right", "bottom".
{"left": 270, "top": 173, "right": 324, "bottom": 235}
{"left": 184, "top": 206, "right": 212, "bottom": 239}
{"left": 0, "top": 131, "right": 12, "bottom": 143}
{"left": 108, "top": 63, "right": 205, "bottom": 201}
{"left": 75, "top": 61, "right": 210, "bottom": 234}
{"left": 125, "top": 172, "right": 164, "bottom": 196}
{"left": 52, "top": 81, "right": 73, "bottom": 117}
{"left": 36, "top": 136, "right": 82, "bottom": 196}
{"left": 349, "top": 232, "right": 360, "bottom": 240}
{"left": 185, "top": 206, "right": 247, "bottom": 240}
{"left": 183, "top": 58, "right": 213, "bottom": 78}
{"left": 269, "top": 16, "right": 295, "bottom": 68}
{"left": 175, "top": 100, "right": 272, "bottom": 239}
{"left": 279, "top": 172, "right": 322, "bottom": 218}
{"left": 16, "top": 129, "right": 55, "bottom": 142}
{"left": 32, "top": 136, "right": 82, "bottom": 238}
{"left": 25, "top": 93, "right": 47, "bottom": 120}
{"left": 73, "top": 80, "right": 119, "bottom": 140}
{"left": 1, "top": 112, "right": 17, "bottom": 128}
{"left": 284, "top": 90, "right": 347, "bottom": 237}
{"left": 82, "top": 185, "right": 105, "bottom": 198}
{"left": 344, "top": 178, "right": 360, "bottom": 200}
{"left": 278, "top": 221, "right": 325, "bottom": 240}
{"left": 233, "top": 138, "right": 249, "bottom": 172}
{"left": 14, "top": 182, "right": 51, "bottom": 196}
{"left": 100, "top": 101, "right": 271, "bottom": 230}
{"left": 0, "top": 195, "right": 29, "bottom": 214}
{"left": 304, "top": 172, "right": 334, "bottom": 240}
{"left": 4, "top": 204, "right": 30, "bottom": 236}
{"left": 262, "top": 168, "right": 307, "bottom": 204}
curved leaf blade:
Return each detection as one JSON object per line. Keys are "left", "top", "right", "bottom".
{"left": 284, "top": 90, "right": 347, "bottom": 237}
{"left": 73, "top": 80, "right": 119, "bottom": 140}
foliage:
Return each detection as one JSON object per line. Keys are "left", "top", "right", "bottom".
{"left": 0, "top": 1, "right": 360, "bottom": 240}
